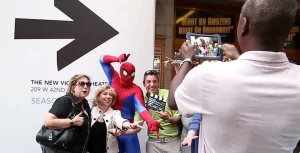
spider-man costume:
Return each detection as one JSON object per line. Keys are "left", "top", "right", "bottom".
{"left": 99, "top": 53, "right": 162, "bottom": 153}
{"left": 199, "top": 38, "right": 209, "bottom": 56}
{"left": 200, "top": 38, "right": 207, "bottom": 48}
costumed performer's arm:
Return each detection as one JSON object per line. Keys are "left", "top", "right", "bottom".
{"left": 134, "top": 86, "right": 163, "bottom": 137}
{"left": 99, "top": 54, "right": 130, "bottom": 85}
{"left": 99, "top": 55, "right": 119, "bottom": 85}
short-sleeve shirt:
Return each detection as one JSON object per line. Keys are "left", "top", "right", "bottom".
{"left": 134, "top": 89, "right": 181, "bottom": 138}
{"left": 175, "top": 51, "right": 300, "bottom": 153}
{"left": 49, "top": 94, "right": 91, "bottom": 153}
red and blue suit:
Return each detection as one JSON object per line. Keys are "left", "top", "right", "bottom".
{"left": 99, "top": 53, "right": 162, "bottom": 153}
{"left": 200, "top": 38, "right": 206, "bottom": 48}
{"left": 200, "top": 38, "right": 209, "bottom": 56}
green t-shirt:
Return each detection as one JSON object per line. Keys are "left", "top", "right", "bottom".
{"left": 134, "top": 89, "right": 181, "bottom": 138}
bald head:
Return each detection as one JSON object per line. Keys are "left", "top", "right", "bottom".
{"left": 238, "top": 0, "right": 297, "bottom": 50}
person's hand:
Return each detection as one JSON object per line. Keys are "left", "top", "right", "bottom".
{"left": 146, "top": 119, "right": 164, "bottom": 138}
{"left": 122, "top": 120, "right": 144, "bottom": 129}
{"left": 139, "top": 111, "right": 163, "bottom": 138}
{"left": 118, "top": 53, "right": 131, "bottom": 63}
{"left": 179, "top": 40, "right": 196, "bottom": 60}
{"left": 163, "top": 57, "right": 180, "bottom": 73}
{"left": 71, "top": 112, "right": 84, "bottom": 126}
{"left": 156, "top": 111, "right": 169, "bottom": 121}
{"left": 218, "top": 44, "right": 240, "bottom": 60}
{"left": 108, "top": 128, "right": 122, "bottom": 137}
{"left": 181, "top": 131, "right": 198, "bottom": 147}
{"left": 163, "top": 57, "right": 179, "bottom": 67}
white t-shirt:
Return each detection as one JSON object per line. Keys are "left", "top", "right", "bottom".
{"left": 175, "top": 51, "right": 300, "bottom": 153}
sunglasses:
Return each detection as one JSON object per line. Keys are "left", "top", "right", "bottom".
{"left": 144, "top": 70, "right": 158, "bottom": 76}
{"left": 77, "top": 81, "right": 92, "bottom": 87}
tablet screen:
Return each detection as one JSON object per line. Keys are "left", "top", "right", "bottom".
{"left": 189, "top": 35, "right": 221, "bottom": 59}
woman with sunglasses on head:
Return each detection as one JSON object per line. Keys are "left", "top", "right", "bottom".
{"left": 87, "top": 84, "right": 143, "bottom": 153}
{"left": 42, "top": 74, "right": 92, "bottom": 153}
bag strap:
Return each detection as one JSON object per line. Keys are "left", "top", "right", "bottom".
{"left": 64, "top": 95, "right": 78, "bottom": 119}
{"left": 64, "top": 95, "right": 89, "bottom": 119}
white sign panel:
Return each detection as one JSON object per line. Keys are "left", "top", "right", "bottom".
{"left": 0, "top": 0, "right": 155, "bottom": 152}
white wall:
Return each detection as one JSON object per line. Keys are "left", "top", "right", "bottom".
{"left": 0, "top": 0, "right": 155, "bottom": 152}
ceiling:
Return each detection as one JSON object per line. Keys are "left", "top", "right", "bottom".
{"left": 176, "top": 0, "right": 300, "bottom": 16}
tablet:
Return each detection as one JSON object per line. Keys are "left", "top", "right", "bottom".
{"left": 176, "top": 32, "right": 223, "bottom": 61}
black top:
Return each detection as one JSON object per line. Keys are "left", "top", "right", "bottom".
{"left": 87, "top": 121, "right": 107, "bottom": 153}
{"left": 49, "top": 94, "right": 91, "bottom": 153}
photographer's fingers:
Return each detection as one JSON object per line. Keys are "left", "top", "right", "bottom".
{"left": 185, "top": 40, "right": 193, "bottom": 47}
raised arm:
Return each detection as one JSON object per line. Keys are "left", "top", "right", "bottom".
{"left": 99, "top": 54, "right": 130, "bottom": 85}
{"left": 168, "top": 41, "right": 195, "bottom": 110}
{"left": 99, "top": 55, "right": 119, "bottom": 85}
{"left": 133, "top": 86, "right": 163, "bottom": 137}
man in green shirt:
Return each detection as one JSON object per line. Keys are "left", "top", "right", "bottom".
{"left": 135, "top": 70, "right": 181, "bottom": 153}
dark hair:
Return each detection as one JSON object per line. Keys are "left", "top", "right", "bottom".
{"left": 241, "top": 0, "right": 297, "bottom": 45}
{"left": 143, "top": 70, "right": 159, "bottom": 83}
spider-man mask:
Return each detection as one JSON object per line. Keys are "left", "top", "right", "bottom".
{"left": 120, "top": 62, "right": 135, "bottom": 86}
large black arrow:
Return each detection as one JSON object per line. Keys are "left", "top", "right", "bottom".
{"left": 14, "top": 0, "right": 119, "bottom": 71}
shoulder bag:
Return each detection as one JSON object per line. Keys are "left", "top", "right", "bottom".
{"left": 36, "top": 95, "right": 77, "bottom": 150}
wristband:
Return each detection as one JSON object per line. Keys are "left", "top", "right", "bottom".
{"left": 70, "top": 119, "right": 74, "bottom": 126}
{"left": 180, "top": 58, "right": 193, "bottom": 68}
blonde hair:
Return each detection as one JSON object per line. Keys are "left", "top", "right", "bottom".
{"left": 92, "top": 84, "right": 117, "bottom": 108}
{"left": 66, "top": 74, "right": 91, "bottom": 94}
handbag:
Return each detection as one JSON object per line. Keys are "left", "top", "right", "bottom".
{"left": 36, "top": 96, "right": 77, "bottom": 150}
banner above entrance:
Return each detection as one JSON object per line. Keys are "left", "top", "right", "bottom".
{"left": 175, "top": 8, "right": 235, "bottom": 42}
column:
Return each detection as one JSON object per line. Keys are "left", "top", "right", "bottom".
{"left": 155, "top": 0, "right": 174, "bottom": 89}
